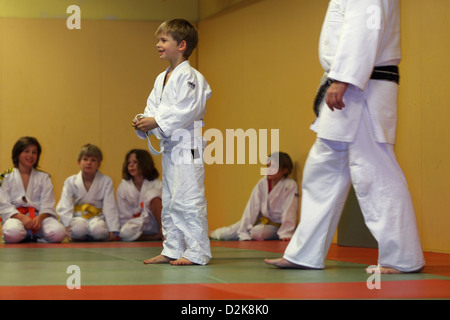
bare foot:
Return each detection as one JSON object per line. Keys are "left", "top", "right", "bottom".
{"left": 143, "top": 254, "right": 174, "bottom": 264}
{"left": 264, "top": 258, "right": 313, "bottom": 269}
{"left": 365, "top": 265, "right": 424, "bottom": 274}
{"left": 170, "top": 257, "right": 198, "bottom": 266}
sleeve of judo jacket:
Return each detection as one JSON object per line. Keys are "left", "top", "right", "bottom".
{"left": 327, "top": 0, "right": 387, "bottom": 90}
{"left": 56, "top": 177, "right": 76, "bottom": 227}
{"left": 0, "top": 187, "right": 20, "bottom": 221}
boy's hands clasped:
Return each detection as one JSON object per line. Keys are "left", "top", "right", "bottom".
{"left": 132, "top": 116, "right": 158, "bottom": 133}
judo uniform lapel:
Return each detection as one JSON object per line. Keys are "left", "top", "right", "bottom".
{"left": 23, "top": 169, "right": 42, "bottom": 211}
{"left": 8, "top": 168, "right": 56, "bottom": 216}
{"left": 74, "top": 171, "right": 96, "bottom": 207}
{"left": 8, "top": 169, "right": 27, "bottom": 208}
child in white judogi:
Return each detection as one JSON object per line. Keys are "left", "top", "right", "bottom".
{"left": 56, "top": 144, "right": 120, "bottom": 241}
{"left": 0, "top": 137, "right": 66, "bottom": 243}
{"left": 210, "top": 152, "right": 299, "bottom": 241}
{"left": 133, "top": 19, "right": 212, "bottom": 265}
{"left": 117, "top": 149, "right": 162, "bottom": 241}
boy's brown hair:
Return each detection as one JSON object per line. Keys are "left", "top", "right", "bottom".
{"left": 78, "top": 143, "right": 103, "bottom": 163}
{"left": 156, "top": 19, "right": 198, "bottom": 58}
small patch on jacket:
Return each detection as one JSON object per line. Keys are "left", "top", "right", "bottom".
{"left": 187, "top": 81, "right": 196, "bottom": 89}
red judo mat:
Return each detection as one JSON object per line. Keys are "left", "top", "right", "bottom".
{"left": 0, "top": 241, "right": 449, "bottom": 300}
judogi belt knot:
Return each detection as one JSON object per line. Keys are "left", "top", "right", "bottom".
{"left": 133, "top": 202, "right": 145, "bottom": 218}
{"left": 313, "top": 65, "right": 400, "bottom": 117}
{"left": 256, "top": 216, "right": 281, "bottom": 228}
{"left": 74, "top": 204, "right": 102, "bottom": 219}
{"left": 17, "top": 207, "right": 37, "bottom": 219}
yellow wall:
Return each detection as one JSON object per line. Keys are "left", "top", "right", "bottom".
{"left": 198, "top": 0, "right": 325, "bottom": 231}
{"left": 0, "top": 0, "right": 448, "bottom": 253}
{"left": 198, "top": 0, "right": 254, "bottom": 20}
{"left": 0, "top": 0, "right": 199, "bottom": 21}
{"left": 0, "top": 18, "right": 182, "bottom": 202}
{"left": 398, "top": 0, "right": 450, "bottom": 253}
{"left": 198, "top": 0, "right": 450, "bottom": 254}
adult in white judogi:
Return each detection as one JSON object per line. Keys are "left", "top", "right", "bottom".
{"left": 117, "top": 178, "right": 162, "bottom": 241}
{"left": 137, "top": 60, "right": 212, "bottom": 265}
{"left": 211, "top": 177, "right": 298, "bottom": 241}
{"left": 0, "top": 168, "right": 66, "bottom": 243}
{"left": 56, "top": 171, "right": 120, "bottom": 241}
{"left": 268, "top": 0, "right": 425, "bottom": 273}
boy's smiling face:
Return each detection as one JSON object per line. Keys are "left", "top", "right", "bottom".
{"left": 156, "top": 32, "right": 185, "bottom": 62}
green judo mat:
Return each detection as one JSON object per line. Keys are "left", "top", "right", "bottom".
{"left": 0, "top": 245, "right": 443, "bottom": 287}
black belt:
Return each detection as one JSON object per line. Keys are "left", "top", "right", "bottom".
{"left": 313, "top": 65, "right": 400, "bottom": 117}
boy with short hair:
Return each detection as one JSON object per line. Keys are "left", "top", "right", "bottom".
{"left": 133, "top": 19, "right": 212, "bottom": 265}
{"left": 56, "top": 143, "right": 120, "bottom": 241}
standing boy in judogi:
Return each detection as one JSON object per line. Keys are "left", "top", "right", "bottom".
{"left": 266, "top": 0, "right": 425, "bottom": 274}
{"left": 133, "top": 19, "right": 212, "bottom": 265}
{"left": 56, "top": 144, "right": 120, "bottom": 241}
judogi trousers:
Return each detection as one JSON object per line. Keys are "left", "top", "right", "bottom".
{"left": 2, "top": 217, "right": 66, "bottom": 243}
{"left": 160, "top": 146, "right": 211, "bottom": 265}
{"left": 284, "top": 108, "right": 425, "bottom": 272}
{"left": 70, "top": 216, "right": 109, "bottom": 241}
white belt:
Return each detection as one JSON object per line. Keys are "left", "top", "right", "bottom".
{"left": 135, "top": 114, "right": 165, "bottom": 156}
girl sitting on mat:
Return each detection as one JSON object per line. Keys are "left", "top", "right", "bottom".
{"left": 0, "top": 136, "right": 66, "bottom": 243}
{"left": 117, "top": 149, "right": 162, "bottom": 241}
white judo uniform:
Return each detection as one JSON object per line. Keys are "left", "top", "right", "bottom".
{"left": 284, "top": 0, "right": 425, "bottom": 272}
{"left": 137, "top": 60, "right": 212, "bottom": 265}
{"left": 0, "top": 168, "right": 66, "bottom": 243}
{"left": 0, "top": 187, "right": 18, "bottom": 221}
{"left": 211, "top": 178, "right": 299, "bottom": 241}
{"left": 56, "top": 171, "right": 120, "bottom": 241}
{"left": 116, "top": 178, "right": 162, "bottom": 241}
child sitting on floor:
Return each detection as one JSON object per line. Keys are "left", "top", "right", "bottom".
{"left": 117, "top": 149, "right": 162, "bottom": 241}
{"left": 0, "top": 136, "right": 66, "bottom": 243}
{"left": 56, "top": 144, "right": 120, "bottom": 241}
{"left": 210, "top": 152, "right": 299, "bottom": 241}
